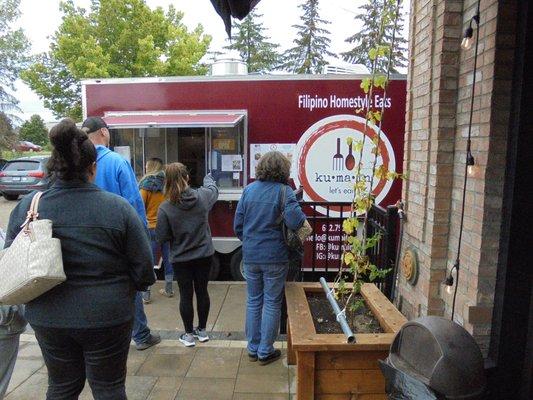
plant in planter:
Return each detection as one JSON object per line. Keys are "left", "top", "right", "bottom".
{"left": 285, "top": 1, "right": 407, "bottom": 399}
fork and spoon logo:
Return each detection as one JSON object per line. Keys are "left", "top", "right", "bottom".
{"left": 293, "top": 114, "right": 397, "bottom": 216}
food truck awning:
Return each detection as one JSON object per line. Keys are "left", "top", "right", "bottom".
{"left": 103, "top": 111, "right": 245, "bottom": 128}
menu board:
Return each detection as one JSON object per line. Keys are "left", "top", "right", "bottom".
{"left": 250, "top": 143, "right": 295, "bottom": 178}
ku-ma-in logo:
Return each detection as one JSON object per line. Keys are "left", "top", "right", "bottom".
{"left": 293, "top": 115, "right": 396, "bottom": 216}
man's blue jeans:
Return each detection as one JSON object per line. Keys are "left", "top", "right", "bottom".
{"left": 244, "top": 263, "right": 288, "bottom": 358}
{"left": 132, "top": 292, "right": 151, "bottom": 344}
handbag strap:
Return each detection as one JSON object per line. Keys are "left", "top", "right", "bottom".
{"left": 276, "top": 185, "right": 287, "bottom": 225}
{"left": 20, "top": 191, "right": 43, "bottom": 230}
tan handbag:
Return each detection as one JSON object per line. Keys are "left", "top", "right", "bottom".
{"left": 0, "top": 192, "right": 65, "bottom": 305}
{"left": 278, "top": 185, "right": 313, "bottom": 251}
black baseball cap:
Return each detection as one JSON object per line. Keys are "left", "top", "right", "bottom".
{"left": 82, "top": 116, "right": 108, "bottom": 133}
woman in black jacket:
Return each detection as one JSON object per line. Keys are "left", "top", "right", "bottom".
{"left": 5, "top": 119, "right": 155, "bottom": 400}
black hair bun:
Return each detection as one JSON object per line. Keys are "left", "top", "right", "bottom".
{"left": 47, "top": 118, "right": 96, "bottom": 182}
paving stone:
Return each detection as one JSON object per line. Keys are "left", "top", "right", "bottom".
{"left": 16, "top": 343, "right": 43, "bottom": 360}
{"left": 4, "top": 371, "right": 48, "bottom": 400}
{"left": 238, "top": 350, "right": 288, "bottom": 376}
{"left": 128, "top": 345, "right": 155, "bottom": 376}
{"left": 176, "top": 377, "right": 235, "bottom": 400}
{"left": 233, "top": 394, "right": 290, "bottom": 400}
{"left": 213, "top": 285, "right": 247, "bottom": 332}
{"left": 146, "top": 377, "right": 182, "bottom": 400}
{"left": 187, "top": 347, "right": 242, "bottom": 379}
{"left": 79, "top": 376, "right": 157, "bottom": 400}
{"left": 137, "top": 352, "right": 194, "bottom": 377}
{"left": 6, "top": 359, "right": 44, "bottom": 395}
{"left": 288, "top": 365, "right": 297, "bottom": 394}
{"left": 144, "top": 282, "right": 229, "bottom": 332}
{"left": 234, "top": 373, "right": 289, "bottom": 394}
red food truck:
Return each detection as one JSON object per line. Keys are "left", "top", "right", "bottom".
{"left": 82, "top": 74, "right": 406, "bottom": 280}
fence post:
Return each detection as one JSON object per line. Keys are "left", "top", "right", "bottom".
{"left": 384, "top": 205, "right": 399, "bottom": 300}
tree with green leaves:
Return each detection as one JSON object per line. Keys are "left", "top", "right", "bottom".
{"left": 279, "top": 0, "right": 335, "bottom": 74}
{"left": 225, "top": 9, "right": 280, "bottom": 73}
{"left": 22, "top": 0, "right": 212, "bottom": 121}
{"left": 0, "top": 0, "right": 30, "bottom": 122}
{"left": 0, "top": 112, "right": 17, "bottom": 150}
{"left": 19, "top": 114, "right": 49, "bottom": 146}
{"left": 341, "top": 0, "right": 407, "bottom": 73}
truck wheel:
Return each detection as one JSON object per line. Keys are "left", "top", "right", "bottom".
{"left": 230, "top": 248, "right": 245, "bottom": 281}
{"left": 4, "top": 194, "right": 18, "bottom": 201}
{"left": 209, "top": 254, "right": 220, "bottom": 281}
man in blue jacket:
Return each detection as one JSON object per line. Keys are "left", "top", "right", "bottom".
{"left": 83, "top": 116, "right": 160, "bottom": 351}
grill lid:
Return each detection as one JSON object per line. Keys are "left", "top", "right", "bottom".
{"left": 387, "top": 316, "right": 486, "bottom": 399}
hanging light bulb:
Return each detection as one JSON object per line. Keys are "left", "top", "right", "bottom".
{"left": 467, "top": 152, "right": 475, "bottom": 176}
{"left": 443, "top": 273, "right": 454, "bottom": 294}
{"left": 461, "top": 26, "right": 474, "bottom": 50}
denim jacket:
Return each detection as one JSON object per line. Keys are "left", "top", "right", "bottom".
{"left": 234, "top": 181, "right": 306, "bottom": 264}
{"left": 5, "top": 180, "right": 155, "bottom": 329}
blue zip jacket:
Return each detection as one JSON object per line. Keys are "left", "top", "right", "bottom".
{"left": 234, "top": 181, "right": 306, "bottom": 265}
{"left": 95, "top": 145, "right": 147, "bottom": 225}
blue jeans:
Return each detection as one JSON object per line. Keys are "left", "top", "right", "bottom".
{"left": 149, "top": 229, "right": 172, "bottom": 284}
{"left": 132, "top": 292, "right": 151, "bottom": 344}
{"left": 244, "top": 263, "right": 288, "bottom": 358}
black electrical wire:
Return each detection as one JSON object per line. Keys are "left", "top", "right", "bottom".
{"left": 452, "top": 0, "right": 481, "bottom": 321}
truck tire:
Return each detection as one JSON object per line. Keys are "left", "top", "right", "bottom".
{"left": 230, "top": 248, "right": 245, "bottom": 281}
{"left": 209, "top": 253, "right": 220, "bottom": 281}
{"left": 4, "top": 194, "right": 18, "bottom": 201}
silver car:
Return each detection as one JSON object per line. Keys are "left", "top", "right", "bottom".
{"left": 0, "top": 156, "right": 51, "bottom": 201}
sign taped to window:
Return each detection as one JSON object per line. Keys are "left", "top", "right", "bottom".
{"left": 250, "top": 143, "right": 295, "bottom": 178}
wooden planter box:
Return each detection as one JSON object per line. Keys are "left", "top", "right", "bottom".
{"left": 286, "top": 282, "right": 407, "bottom": 400}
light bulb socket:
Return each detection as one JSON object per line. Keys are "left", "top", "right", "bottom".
{"left": 444, "top": 274, "right": 454, "bottom": 287}
{"left": 467, "top": 152, "right": 475, "bottom": 166}
{"left": 464, "top": 26, "right": 474, "bottom": 39}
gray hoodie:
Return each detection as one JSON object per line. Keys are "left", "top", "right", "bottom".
{"left": 156, "top": 174, "right": 218, "bottom": 263}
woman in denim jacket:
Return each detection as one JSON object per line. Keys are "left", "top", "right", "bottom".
{"left": 234, "top": 151, "right": 306, "bottom": 365}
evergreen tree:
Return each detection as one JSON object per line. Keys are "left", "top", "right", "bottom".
{"left": 19, "top": 114, "right": 49, "bottom": 146}
{"left": 342, "top": 0, "right": 407, "bottom": 73}
{"left": 280, "top": 0, "right": 335, "bottom": 74}
{"left": 225, "top": 9, "right": 280, "bottom": 73}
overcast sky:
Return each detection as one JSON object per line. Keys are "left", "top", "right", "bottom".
{"left": 13, "top": 0, "right": 409, "bottom": 122}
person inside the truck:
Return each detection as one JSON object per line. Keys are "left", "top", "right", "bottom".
{"left": 82, "top": 116, "right": 161, "bottom": 352}
{"left": 234, "top": 151, "right": 307, "bottom": 366}
{"left": 156, "top": 163, "right": 219, "bottom": 347}
{"left": 139, "top": 157, "right": 174, "bottom": 302}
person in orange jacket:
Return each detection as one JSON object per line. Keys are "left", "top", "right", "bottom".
{"left": 139, "top": 158, "right": 173, "bottom": 302}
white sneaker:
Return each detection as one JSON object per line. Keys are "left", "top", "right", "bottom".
{"left": 193, "top": 328, "right": 209, "bottom": 343}
{"left": 179, "top": 333, "right": 195, "bottom": 347}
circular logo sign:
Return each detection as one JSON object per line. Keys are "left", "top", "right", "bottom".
{"left": 293, "top": 114, "right": 396, "bottom": 215}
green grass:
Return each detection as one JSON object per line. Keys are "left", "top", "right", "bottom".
{"left": 1, "top": 150, "right": 52, "bottom": 160}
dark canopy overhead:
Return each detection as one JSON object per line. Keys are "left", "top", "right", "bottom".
{"left": 209, "top": 0, "right": 262, "bottom": 37}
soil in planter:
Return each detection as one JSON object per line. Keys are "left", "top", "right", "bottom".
{"left": 307, "top": 292, "right": 383, "bottom": 334}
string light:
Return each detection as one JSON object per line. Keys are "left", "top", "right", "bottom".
{"left": 449, "top": 0, "right": 481, "bottom": 321}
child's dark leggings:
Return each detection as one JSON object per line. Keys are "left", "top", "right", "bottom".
{"left": 173, "top": 256, "right": 212, "bottom": 333}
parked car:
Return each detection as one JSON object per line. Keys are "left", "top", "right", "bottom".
{"left": 14, "top": 141, "right": 43, "bottom": 152}
{"left": 0, "top": 156, "right": 51, "bottom": 200}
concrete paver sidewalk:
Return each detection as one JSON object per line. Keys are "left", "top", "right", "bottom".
{"left": 4, "top": 282, "right": 295, "bottom": 400}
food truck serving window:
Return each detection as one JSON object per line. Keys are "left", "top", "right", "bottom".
{"left": 105, "top": 111, "right": 246, "bottom": 191}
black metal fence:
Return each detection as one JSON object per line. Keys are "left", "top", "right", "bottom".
{"left": 298, "top": 202, "right": 399, "bottom": 299}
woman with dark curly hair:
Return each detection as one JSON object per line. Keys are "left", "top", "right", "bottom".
{"left": 4, "top": 119, "right": 154, "bottom": 400}
{"left": 234, "top": 151, "right": 306, "bottom": 365}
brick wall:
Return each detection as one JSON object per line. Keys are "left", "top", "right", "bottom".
{"left": 399, "top": 0, "right": 517, "bottom": 355}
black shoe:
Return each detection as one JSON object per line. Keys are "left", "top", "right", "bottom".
{"left": 135, "top": 333, "right": 161, "bottom": 351}
{"left": 258, "top": 349, "right": 281, "bottom": 365}
{"left": 248, "top": 352, "right": 258, "bottom": 362}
